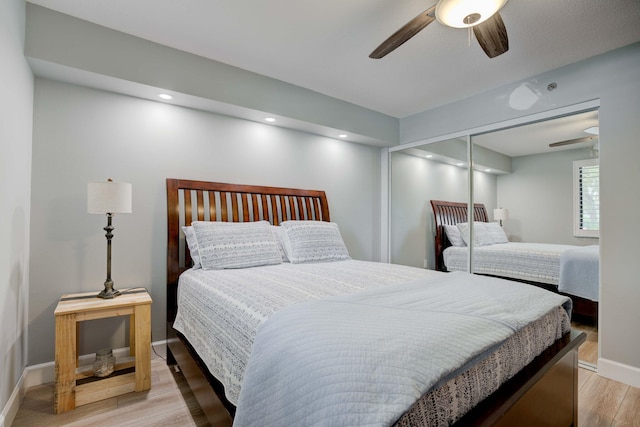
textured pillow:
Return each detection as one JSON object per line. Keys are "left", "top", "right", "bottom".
{"left": 280, "top": 220, "right": 350, "bottom": 264}
{"left": 485, "top": 221, "right": 509, "bottom": 244}
{"left": 271, "top": 225, "right": 289, "bottom": 262}
{"left": 192, "top": 220, "right": 282, "bottom": 270}
{"left": 443, "top": 224, "right": 466, "bottom": 247}
{"left": 182, "top": 226, "right": 201, "bottom": 269}
{"left": 457, "top": 222, "right": 494, "bottom": 246}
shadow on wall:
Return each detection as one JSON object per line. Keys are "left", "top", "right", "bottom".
{"left": 1, "top": 207, "right": 28, "bottom": 404}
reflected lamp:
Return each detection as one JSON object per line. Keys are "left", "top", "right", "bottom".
{"left": 493, "top": 207, "right": 509, "bottom": 226}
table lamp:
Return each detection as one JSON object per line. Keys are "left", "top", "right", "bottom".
{"left": 88, "top": 179, "right": 132, "bottom": 298}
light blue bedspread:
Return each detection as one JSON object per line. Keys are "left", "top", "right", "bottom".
{"left": 559, "top": 245, "right": 599, "bottom": 301}
{"left": 234, "top": 271, "right": 571, "bottom": 427}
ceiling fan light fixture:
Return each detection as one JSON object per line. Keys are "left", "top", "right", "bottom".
{"left": 436, "top": 0, "right": 508, "bottom": 28}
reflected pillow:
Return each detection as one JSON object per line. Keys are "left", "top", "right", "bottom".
{"left": 485, "top": 221, "right": 509, "bottom": 244}
{"left": 444, "top": 224, "right": 466, "bottom": 247}
{"left": 192, "top": 220, "right": 282, "bottom": 270}
{"left": 457, "top": 222, "right": 494, "bottom": 246}
{"left": 182, "top": 226, "right": 201, "bottom": 269}
{"left": 280, "top": 220, "right": 350, "bottom": 264}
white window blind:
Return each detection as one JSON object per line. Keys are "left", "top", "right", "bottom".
{"left": 573, "top": 158, "right": 599, "bottom": 237}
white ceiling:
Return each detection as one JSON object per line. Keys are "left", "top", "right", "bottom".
{"left": 26, "top": 0, "right": 640, "bottom": 119}
{"left": 472, "top": 110, "right": 600, "bottom": 157}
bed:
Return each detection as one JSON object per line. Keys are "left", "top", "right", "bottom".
{"left": 167, "top": 179, "right": 585, "bottom": 427}
{"left": 430, "top": 199, "right": 599, "bottom": 324}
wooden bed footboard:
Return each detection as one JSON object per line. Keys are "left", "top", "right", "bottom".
{"left": 457, "top": 330, "right": 585, "bottom": 427}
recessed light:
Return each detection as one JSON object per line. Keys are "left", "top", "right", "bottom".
{"left": 456, "top": 162, "right": 465, "bottom": 166}
{"left": 338, "top": 134, "right": 348, "bottom": 138}
{"left": 584, "top": 126, "right": 599, "bottom": 135}
{"left": 158, "top": 94, "right": 173, "bottom": 100}
{"left": 265, "top": 117, "right": 276, "bottom": 122}
{"left": 485, "top": 169, "right": 492, "bottom": 172}
{"left": 425, "top": 154, "right": 433, "bottom": 158}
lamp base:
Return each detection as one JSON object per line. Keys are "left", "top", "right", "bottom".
{"left": 97, "top": 281, "right": 121, "bottom": 299}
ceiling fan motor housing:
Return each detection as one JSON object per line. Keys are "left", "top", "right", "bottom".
{"left": 436, "top": 0, "right": 508, "bottom": 28}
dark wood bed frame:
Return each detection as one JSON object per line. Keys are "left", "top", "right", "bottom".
{"left": 430, "top": 199, "right": 598, "bottom": 325}
{"left": 166, "top": 179, "right": 585, "bottom": 426}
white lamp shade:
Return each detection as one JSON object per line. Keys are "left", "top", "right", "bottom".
{"left": 88, "top": 181, "right": 132, "bottom": 214}
{"left": 493, "top": 208, "right": 509, "bottom": 221}
{"left": 436, "top": 0, "right": 508, "bottom": 28}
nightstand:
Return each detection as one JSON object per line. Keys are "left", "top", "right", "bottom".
{"left": 54, "top": 288, "right": 152, "bottom": 413}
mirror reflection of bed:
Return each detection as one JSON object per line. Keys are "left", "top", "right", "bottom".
{"left": 430, "top": 199, "right": 599, "bottom": 368}
{"left": 390, "top": 110, "right": 599, "bottom": 368}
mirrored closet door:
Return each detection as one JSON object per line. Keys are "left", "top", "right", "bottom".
{"left": 389, "top": 109, "right": 600, "bottom": 368}
{"left": 470, "top": 110, "right": 600, "bottom": 368}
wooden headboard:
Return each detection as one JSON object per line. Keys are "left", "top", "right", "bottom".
{"left": 166, "top": 179, "right": 330, "bottom": 321}
{"left": 430, "top": 200, "right": 489, "bottom": 272}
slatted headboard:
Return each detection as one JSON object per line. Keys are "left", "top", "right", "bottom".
{"left": 430, "top": 200, "right": 489, "bottom": 272}
{"left": 166, "top": 178, "right": 330, "bottom": 321}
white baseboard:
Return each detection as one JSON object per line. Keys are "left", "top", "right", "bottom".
{"left": 0, "top": 340, "right": 166, "bottom": 426}
{"left": 598, "top": 357, "right": 640, "bottom": 388}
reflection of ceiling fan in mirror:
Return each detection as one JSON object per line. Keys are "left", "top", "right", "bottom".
{"left": 370, "top": 0, "right": 509, "bottom": 59}
{"left": 549, "top": 126, "right": 599, "bottom": 148}
{"left": 549, "top": 136, "right": 598, "bottom": 148}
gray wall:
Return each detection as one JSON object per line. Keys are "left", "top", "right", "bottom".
{"left": 498, "top": 147, "right": 599, "bottom": 245}
{"left": 29, "top": 78, "right": 383, "bottom": 364}
{"left": 390, "top": 152, "right": 497, "bottom": 269}
{"left": 400, "top": 42, "right": 640, "bottom": 384}
{"left": 0, "top": 0, "right": 33, "bottom": 416}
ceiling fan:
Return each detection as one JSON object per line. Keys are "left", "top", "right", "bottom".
{"left": 370, "top": 0, "right": 509, "bottom": 59}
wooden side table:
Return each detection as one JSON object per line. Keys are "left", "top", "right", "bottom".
{"left": 54, "top": 288, "right": 153, "bottom": 413}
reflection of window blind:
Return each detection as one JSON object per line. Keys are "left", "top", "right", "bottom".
{"left": 574, "top": 159, "right": 599, "bottom": 237}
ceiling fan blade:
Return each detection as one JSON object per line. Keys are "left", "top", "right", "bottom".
{"left": 473, "top": 12, "right": 509, "bottom": 58}
{"left": 549, "top": 136, "right": 597, "bottom": 148}
{"left": 369, "top": 5, "right": 436, "bottom": 59}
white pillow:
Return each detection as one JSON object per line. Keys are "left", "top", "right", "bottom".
{"left": 182, "top": 226, "right": 201, "bottom": 269}
{"left": 457, "top": 222, "right": 494, "bottom": 246}
{"left": 270, "top": 225, "right": 289, "bottom": 262}
{"left": 443, "top": 224, "right": 466, "bottom": 247}
{"left": 280, "top": 220, "right": 351, "bottom": 264}
{"left": 485, "top": 221, "right": 509, "bottom": 244}
{"left": 192, "top": 220, "right": 282, "bottom": 270}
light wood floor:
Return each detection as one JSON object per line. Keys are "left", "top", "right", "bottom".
{"left": 573, "top": 320, "right": 599, "bottom": 366}
{"left": 12, "top": 358, "right": 209, "bottom": 427}
{"left": 13, "top": 357, "right": 640, "bottom": 427}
